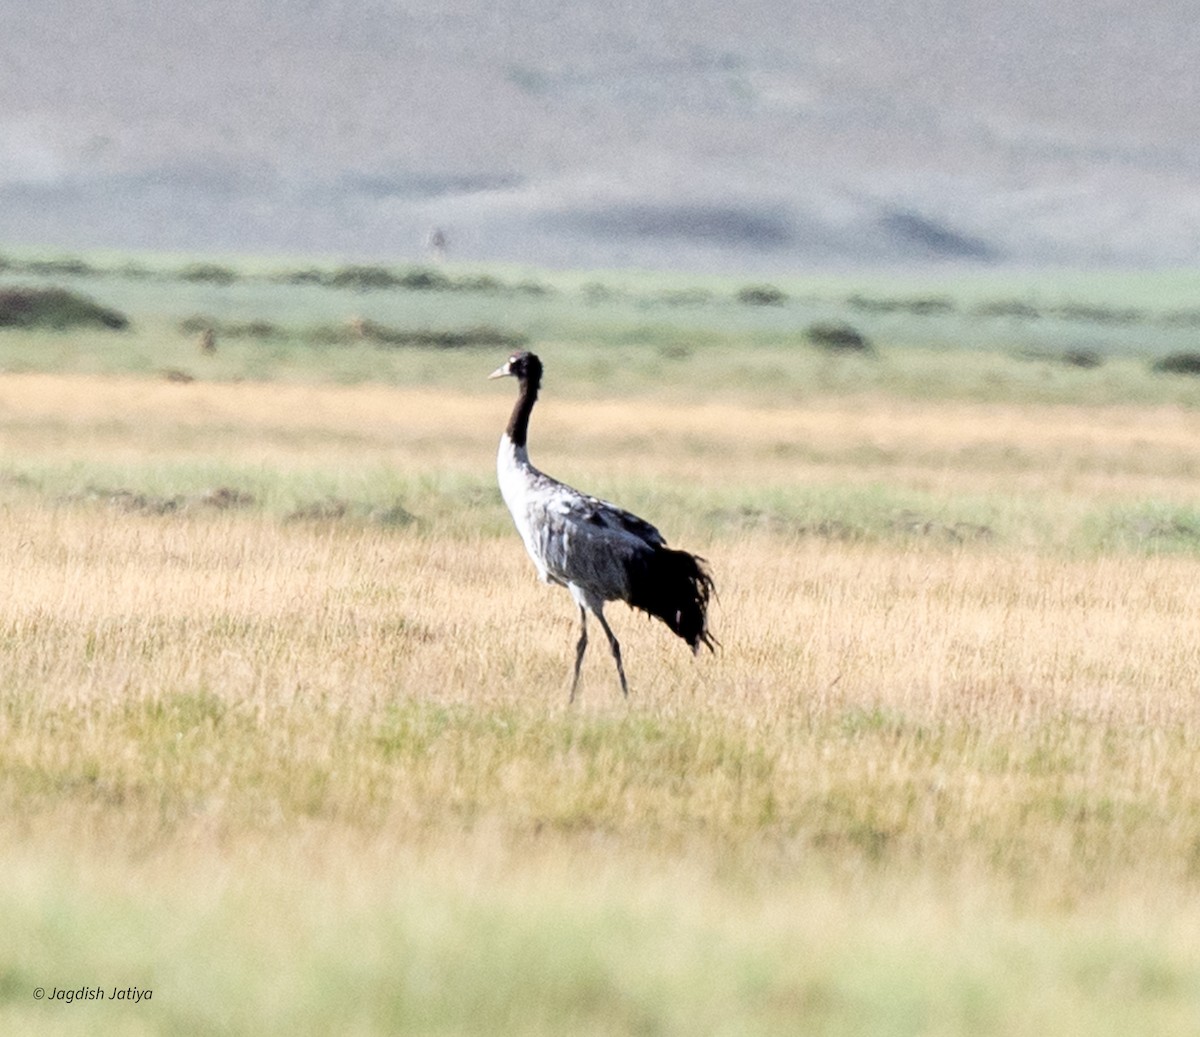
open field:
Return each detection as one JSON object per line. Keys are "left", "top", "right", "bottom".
{"left": 8, "top": 251, "right": 1200, "bottom": 398}
{"left": 2, "top": 259, "right": 1200, "bottom": 1034}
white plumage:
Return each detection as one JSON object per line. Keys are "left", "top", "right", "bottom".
{"left": 490, "top": 351, "right": 715, "bottom": 700}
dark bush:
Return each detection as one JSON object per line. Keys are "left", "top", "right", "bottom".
{"left": 581, "top": 282, "right": 619, "bottom": 303}
{"left": 1061, "top": 349, "right": 1103, "bottom": 368}
{"left": 237, "top": 320, "right": 282, "bottom": 339}
{"left": 453, "top": 274, "right": 504, "bottom": 293}
{"left": 974, "top": 300, "right": 1043, "bottom": 320}
{"left": 847, "top": 294, "right": 954, "bottom": 315}
{"left": 1052, "top": 304, "right": 1143, "bottom": 325}
{"left": 326, "top": 265, "right": 455, "bottom": 292}
{"left": 736, "top": 284, "right": 787, "bottom": 306}
{"left": 179, "top": 263, "right": 239, "bottom": 285}
{"left": 1152, "top": 352, "right": 1200, "bottom": 375}
{"left": 1161, "top": 308, "right": 1200, "bottom": 328}
{"left": 328, "top": 265, "right": 402, "bottom": 290}
{"left": 275, "top": 265, "right": 530, "bottom": 295}
{"left": 906, "top": 296, "right": 955, "bottom": 316}
{"left": 23, "top": 256, "right": 97, "bottom": 277}
{"left": 0, "top": 287, "right": 129, "bottom": 330}
{"left": 514, "top": 279, "right": 554, "bottom": 296}
{"left": 276, "top": 268, "right": 328, "bottom": 286}
{"left": 308, "top": 320, "right": 527, "bottom": 350}
{"left": 398, "top": 267, "right": 453, "bottom": 291}
{"left": 179, "top": 315, "right": 213, "bottom": 335}
{"left": 370, "top": 324, "right": 527, "bottom": 350}
{"left": 805, "top": 321, "right": 872, "bottom": 353}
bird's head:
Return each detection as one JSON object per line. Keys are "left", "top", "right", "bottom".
{"left": 488, "top": 350, "right": 542, "bottom": 385}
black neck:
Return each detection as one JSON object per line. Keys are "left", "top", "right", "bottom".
{"left": 506, "top": 371, "right": 540, "bottom": 447}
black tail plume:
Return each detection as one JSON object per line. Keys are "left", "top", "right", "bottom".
{"left": 626, "top": 546, "right": 717, "bottom": 654}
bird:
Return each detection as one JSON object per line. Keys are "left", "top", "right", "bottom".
{"left": 425, "top": 226, "right": 447, "bottom": 262}
{"left": 489, "top": 350, "right": 716, "bottom": 700}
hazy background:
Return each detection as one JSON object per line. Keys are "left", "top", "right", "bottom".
{"left": 3, "top": 0, "right": 1199, "bottom": 271}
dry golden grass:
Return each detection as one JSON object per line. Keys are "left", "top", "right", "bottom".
{"left": 6, "top": 371, "right": 1200, "bottom": 485}
{"left": 2, "top": 372, "right": 1200, "bottom": 1034}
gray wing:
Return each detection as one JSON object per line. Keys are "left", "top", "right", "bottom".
{"left": 522, "top": 470, "right": 666, "bottom": 549}
{"left": 524, "top": 483, "right": 664, "bottom": 602}
{"left": 573, "top": 494, "right": 667, "bottom": 548}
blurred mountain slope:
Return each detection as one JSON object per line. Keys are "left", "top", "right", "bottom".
{"left": 3, "top": 0, "right": 1198, "bottom": 268}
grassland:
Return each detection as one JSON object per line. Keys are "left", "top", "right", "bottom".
{"left": 2, "top": 253, "right": 1200, "bottom": 1035}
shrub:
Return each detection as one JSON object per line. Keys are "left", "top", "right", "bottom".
{"left": 453, "top": 274, "right": 504, "bottom": 293}
{"left": 327, "top": 266, "right": 401, "bottom": 290}
{"left": 581, "top": 282, "right": 619, "bottom": 303}
{"left": 23, "top": 256, "right": 97, "bottom": 277}
{"left": 736, "top": 284, "right": 787, "bottom": 306}
{"left": 179, "top": 315, "right": 213, "bottom": 335}
{"left": 276, "top": 268, "right": 328, "bottom": 286}
{"left": 974, "top": 300, "right": 1043, "bottom": 320}
{"left": 308, "top": 320, "right": 527, "bottom": 350}
{"left": 1161, "top": 308, "right": 1200, "bottom": 328}
{"left": 326, "top": 265, "right": 455, "bottom": 292}
{"left": 0, "top": 287, "right": 129, "bottom": 330}
{"left": 804, "top": 321, "right": 872, "bottom": 353}
{"left": 847, "top": 294, "right": 954, "bottom": 316}
{"left": 1061, "top": 349, "right": 1103, "bottom": 369}
{"left": 1052, "top": 304, "right": 1143, "bottom": 325}
{"left": 398, "top": 268, "right": 453, "bottom": 291}
{"left": 369, "top": 324, "right": 528, "bottom": 350}
{"left": 277, "top": 265, "right": 518, "bottom": 294}
{"left": 179, "top": 263, "right": 239, "bottom": 285}
{"left": 906, "top": 297, "right": 955, "bottom": 316}
{"left": 1152, "top": 352, "right": 1200, "bottom": 376}
{"left": 514, "top": 279, "right": 554, "bottom": 296}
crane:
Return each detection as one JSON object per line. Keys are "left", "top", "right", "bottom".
{"left": 490, "top": 350, "right": 716, "bottom": 700}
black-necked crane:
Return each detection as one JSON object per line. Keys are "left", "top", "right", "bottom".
{"left": 489, "top": 350, "right": 716, "bottom": 700}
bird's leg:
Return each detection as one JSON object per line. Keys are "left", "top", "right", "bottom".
{"left": 570, "top": 606, "right": 588, "bottom": 704}
{"left": 595, "top": 609, "right": 629, "bottom": 699}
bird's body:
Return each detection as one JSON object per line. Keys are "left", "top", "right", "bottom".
{"left": 490, "top": 351, "right": 715, "bottom": 699}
